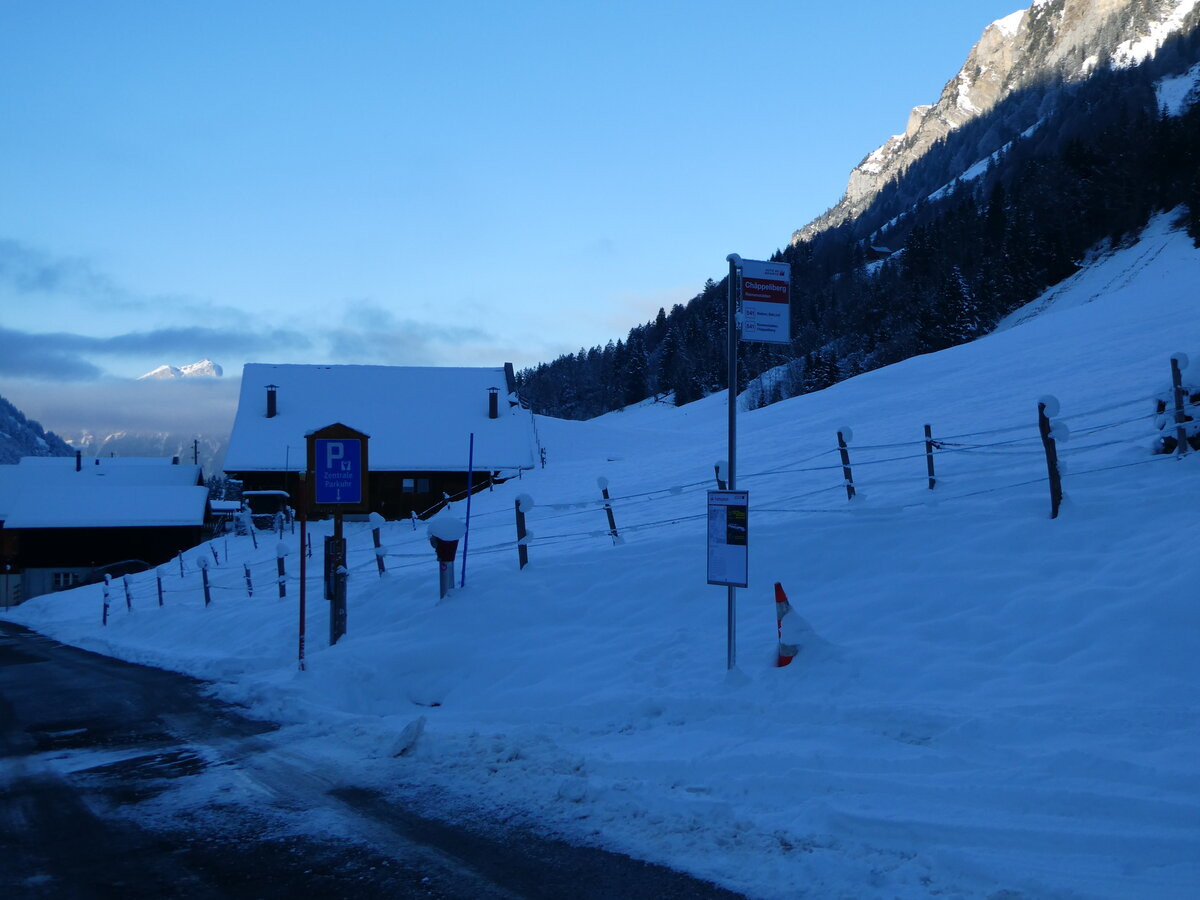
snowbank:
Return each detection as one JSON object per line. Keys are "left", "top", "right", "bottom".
{"left": 7, "top": 215, "right": 1199, "bottom": 899}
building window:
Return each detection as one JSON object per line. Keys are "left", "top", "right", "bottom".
{"left": 53, "top": 572, "right": 81, "bottom": 590}
{"left": 402, "top": 478, "right": 432, "bottom": 494}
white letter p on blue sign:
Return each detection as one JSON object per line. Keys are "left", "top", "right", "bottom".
{"left": 326, "top": 442, "right": 344, "bottom": 470}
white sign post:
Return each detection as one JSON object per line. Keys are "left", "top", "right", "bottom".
{"left": 717, "top": 254, "right": 787, "bottom": 670}
{"left": 740, "top": 259, "right": 791, "bottom": 344}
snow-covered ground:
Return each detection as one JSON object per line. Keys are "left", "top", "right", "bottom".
{"left": 7, "top": 213, "right": 1200, "bottom": 899}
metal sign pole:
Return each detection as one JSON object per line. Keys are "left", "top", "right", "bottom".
{"left": 330, "top": 513, "right": 346, "bottom": 645}
{"left": 726, "top": 253, "right": 741, "bottom": 671}
{"left": 298, "top": 472, "right": 307, "bottom": 671}
{"left": 460, "top": 432, "right": 475, "bottom": 588}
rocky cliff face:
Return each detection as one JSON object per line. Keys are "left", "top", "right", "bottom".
{"left": 792, "top": 0, "right": 1200, "bottom": 245}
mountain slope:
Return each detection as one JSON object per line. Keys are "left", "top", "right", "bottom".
{"left": 9, "top": 214, "right": 1199, "bottom": 899}
{"left": 793, "top": 0, "right": 1200, "bottom": 245}
{"left": 0, "top": 394, "right": 74, "bottom": 464}
{"left": 519, "top": 3, "right": 1200, "bottom": 421}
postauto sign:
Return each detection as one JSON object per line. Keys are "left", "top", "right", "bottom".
{"left": 740, "top": 259, "right": 790, "bottom": 345}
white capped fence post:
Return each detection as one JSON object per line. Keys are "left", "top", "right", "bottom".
{"left": 598, "top": 477, "right": 622, "bottom": 545}
{"left": 1171, "top": 352, "right": 1190, "bottom": 456}
{"left": 199, "top": 556, "right": 212, "bottom": 606}
{"left": 924, "top": 424, "right": 937, "bottom": 490}
{"left": 276, "top": 541, "right": 289, "bottom": 598}
{"left": 836, "top": 428, "right": 856, "bottom": 501}
{"left": 370, "top": 512, "right": 386, "bottom": 576}
{"left": 1037, "top": 396, "right": 1064, "bottom": 519}
{"left": 515, "top": 494, "right": 533, "bottom": 569}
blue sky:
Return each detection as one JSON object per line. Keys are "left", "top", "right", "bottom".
{"left": 0, "top": 0, "right": 1024, "bottom": 434}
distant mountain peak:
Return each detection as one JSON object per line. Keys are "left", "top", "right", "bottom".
{"left": 138, "top": 365, "right": 183, "bottom": 380}
{"left": 181, "top": 359, "right": 223, "bottom": 377}
{"left": 138, "top": 359, "right": 223, "bottom": 380}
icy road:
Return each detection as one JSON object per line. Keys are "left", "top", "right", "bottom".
{"left": 0, "top": 622, "right": 746, "bottom": 899}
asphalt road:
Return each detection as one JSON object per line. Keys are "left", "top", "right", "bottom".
{"left": 0, "top": 621, "right": 749, "bottom": 900}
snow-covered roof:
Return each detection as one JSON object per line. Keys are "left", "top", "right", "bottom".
{"left": 3, "top": 485, "right": 209, "bottom": 529}
{"left": 14, "top": 456, "right": 204, "bottom": 484}
{"left": 0, "top": 457, "right": 208, "bottom": 528}
{"left": 223, "top": 364, "right": 537, "bottom": 473}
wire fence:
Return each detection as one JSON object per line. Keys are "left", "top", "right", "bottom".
{"left": 100, "top": 363, "right": 1197, "bottom": 623}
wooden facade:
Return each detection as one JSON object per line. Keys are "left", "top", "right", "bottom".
{"left": 237, "top": 469, "right": 506, "bottom": 521}
{"left": 0, "top": 457, "right": 211, "bottom": 606}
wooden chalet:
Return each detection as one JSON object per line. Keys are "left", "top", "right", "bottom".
{"left": 0, "top": 455, "right": 211, "bottom": 606}
{"left": 222, "top": 363, "right": 539, "bottom": 520}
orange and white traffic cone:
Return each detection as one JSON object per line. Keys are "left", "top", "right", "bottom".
{"left": 775, "top": 582, "right": 798, "bottom": 667}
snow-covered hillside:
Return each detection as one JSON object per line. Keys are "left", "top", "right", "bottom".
{"left": 7, "top": 215, "right": 1199, "bottom": 899}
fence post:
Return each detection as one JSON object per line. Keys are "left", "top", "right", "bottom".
{"left": 123, "top": 576, "right": 132, "bottom": 611}
{"left": 156, "top": 569, "right": 164, "bottom": 607}
{"left": 244, "top": 564, "right": 254, "bottom": 598}
{"left": 598, "top": 477, "right": 623, "bottom": 545}
{"left": 924, "top": 424, "right": 937, "bottom": 490}
{"left": 178, "top": 555, "right": 185, "bottom": 578}
{"left": 836, "top": 428, "right": 856, "bottom": 501}
{"left": 1037, "top": 397, "right": 1063, "bottom": 519}
{"left": 1171, "top": 352, "right": 1190, "bottom": 456}
{"left": 210, "top": 543, "right": 220, "bottom": 565}
{"left": 515, "top": 495, "right": 533, "bottom": 569}
{"left": 714, "top": 461, "right": 727, "bottom": 490}
{"left": 327, "top": 531, "right": 348, "bottom": 645}
{"left": 102, "top": 575, "right": 111, "bottom": 625}
{"left": 370, "top": 512, "right": 387, "bottom": 576}
{"left": 276, "top": 541, "right": 288, "bottom": 598}
{"left": 199, "top": 556, "right": 212, "bottom": 606}
{"left": 245, "top": 510, "right": 259, "bottom": 549}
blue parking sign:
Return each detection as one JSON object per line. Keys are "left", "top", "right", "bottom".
{"left": 314, "top": 438, "right": 362, "bottom": 505}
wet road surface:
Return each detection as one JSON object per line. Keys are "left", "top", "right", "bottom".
{"left": 0, "top": 621, "right": 748, "bottom": 899}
